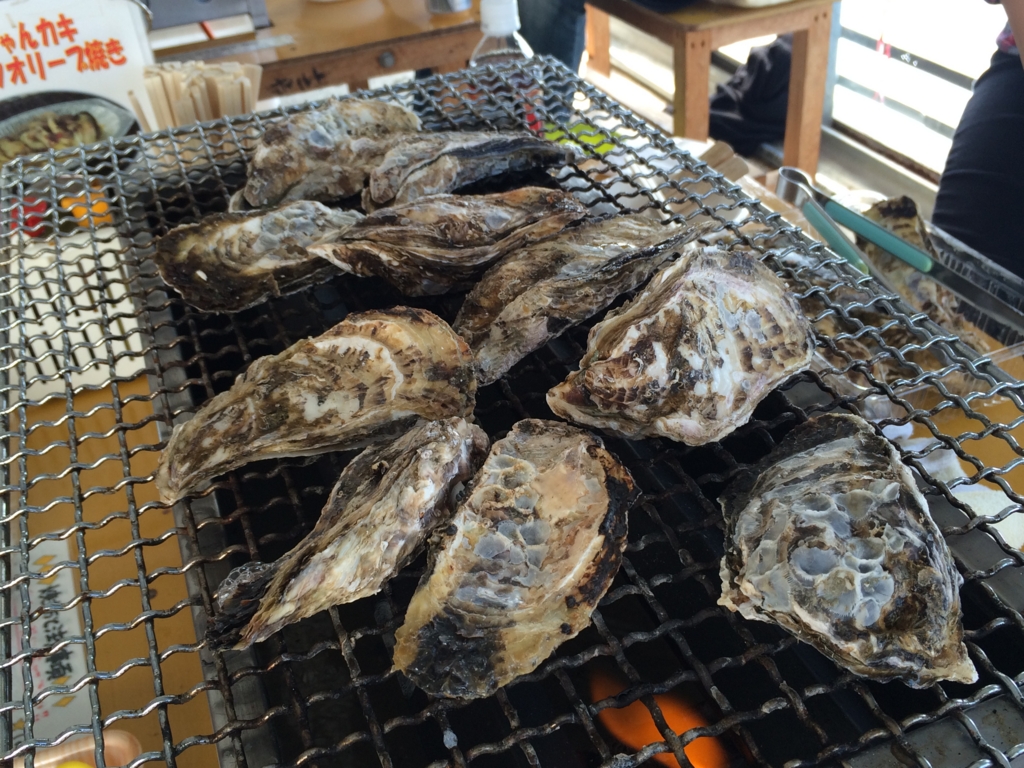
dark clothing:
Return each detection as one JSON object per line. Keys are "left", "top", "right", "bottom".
{"left": 708, "top": 34, "right": 793, "bottom": 155}
{"left": 932, "top": 51, "right": 1024, "bottom": 277}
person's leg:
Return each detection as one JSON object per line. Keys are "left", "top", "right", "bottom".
{"left": 518, "top": 0, "right": 587, "bottom": 72}
{"left": 932, "top": 52, "right": 1024, "bottom": 276}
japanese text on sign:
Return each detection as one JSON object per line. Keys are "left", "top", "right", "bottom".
{"left": 0, "top": 14, "right": 128, "bottom": 88}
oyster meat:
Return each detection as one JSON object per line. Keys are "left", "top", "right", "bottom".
{"left": 243, "top": 98, "right": 421, "bottom": 207}
{"left": 393, "top": 419, "right": 636, "bottom": 699}
{"left": 155, "top": 307, "right": 476, "bottom": 504}
{"left": 209, "top": 417, "right": 489, "bottom": 647}
{"left": 364, "top": 131, "right": 576, "bottom": 210}
{"left": 547, "top": 246, "right": 814, "bottom": 444}
{"left": 454, "top": 215, "right": 702, "bottom": 385}
{"left": 309, "top": 188, "right": 587, "bottom": 295}
{"left": 718, "top": 413, "right": 977, "bottom": 687}
{"left": 153, "top": 201, "right": 363, "bottom": 313}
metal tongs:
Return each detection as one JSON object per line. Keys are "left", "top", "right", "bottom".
{"left": 775, "top": 166, "right": 1024, "bottom": 336}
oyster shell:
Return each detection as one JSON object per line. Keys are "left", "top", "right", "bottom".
{"left": 454, "top": 215, "right": 702, "bottom": 385}
{"left": 154, "top": 307, "right": 476, "bottom": 504}
{"left": 393, "top": 419, "right": 636, "bottom": 699}
{"left": 309, "top": 188, "right": 587, "bottom": 295}
{"left": 859, "top": 196, "right": 992, "bottom": 355}
{"left": 243, "top": 98, "right": 421, "bottom": 207}
{"left": 718, "top": 413, "right": 977, "bottom": 687}
{"left": 547, "top": 246, "right": 814, "bottom": 445}
{"left": 153, "top": 201, "right": 363, "bottom": 313}
{"left": 209, "top": 418, "right": 489, "bottom": 648}
{"left": 363, "top": 131, "right": 575, "bottom": 210}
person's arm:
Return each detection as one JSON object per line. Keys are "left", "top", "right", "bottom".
{"left": 1004, "top": 0, "right": 1024, "bottom": 68}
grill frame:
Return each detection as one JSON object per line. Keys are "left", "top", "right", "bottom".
{"left": 0, "top": 57, "right": 1022, "bottom": 768}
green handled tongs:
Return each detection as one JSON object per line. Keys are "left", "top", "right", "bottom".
{"left": 775, "top": 166, "right": 1024, "bottom": 337}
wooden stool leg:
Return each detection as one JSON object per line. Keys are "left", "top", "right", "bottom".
{"left": 783, "top": 5, "right": 832, "bottom": 173}
{"left": 585, "top": 4, "right": 611, "bottom": 77}
{"left": 672, "top": 29, "right": 711, "bottom": 139}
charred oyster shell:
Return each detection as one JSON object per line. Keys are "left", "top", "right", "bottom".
{"left": 243, "top": 98, "right": 421, "bottom": 207}
{"left": 363, "top": 131, "right": 576, "bottom": 210}
{"left": 393, "top": 419, "right": 636, "bottom": 699}
{"left": 547, "top": 246, "right": 814, "bottom": 445}
{"left": 309, "top": 188, "right": 587, "bottom": 295}
{"left": 155, "top": 307, "right": 476, "bottom": 504}
{"left": 209, "top": 418, "right": 489, "bottom": 648}
{"left": 455, "top": 215, "right": 702, "bottom": 385}
{"left": 718, "top": 413, "right": 977, "bottom": 687}
{"left": 153, "top": 201, "right": 363, "bottom": 313}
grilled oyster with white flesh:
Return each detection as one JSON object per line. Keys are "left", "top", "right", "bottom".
{"left": 153, "top": 201, "right": 364, "bottom": 313}
{"left": 363, "top": 131, "right": 576, "bottom": 210}
{"left": 393, "top": 419, "right": 636, "bottom": 699}
{"left": 454, "top": 216, "right": 702, "bottom": 385}
{"left": 209, "top": 418, "right": 490, "bottom": 648}
{"left": 155, "top": 307, "right": 476, "bottom": 504}
{"left": 309, "top": 188, "right": 587, "bottom": 295}
{"left": 719, "top": 413, "right": 977, "bottom": 687}
{"left": 244, "top": 98, "right": 421, "bottom": 207}
{"left": 547, "top": 246, "right": 815, "bottom": 444}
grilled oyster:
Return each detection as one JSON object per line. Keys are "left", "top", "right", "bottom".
{"left": 393, "top": 419, "right": 636, "bottom": 699}
{"left": 454, "top": 216, "right": 702, "bottom": 386}
{"left": 209, "top": 418, "right": 489, "bottom": 647}
{"left": 547, "top": 246, "right": 814, "bottom": 444}
{"left": 309, "top": 188, "right": 587, "bottom": 295}
{"left": 719, "top": 413, "right": 977, "bottom": 687}
{"left": 153, "top": 201, "right": 363, "bottom": 312}
{"left": 155, "top": 307, "right": 476, "bottom": 504}
{"left": 858, "top": 197, "right": 992, "bottom": 355}
{"left": 363, "top": 131, "right": 575, "bottom": 210}
{"left": 243, "top": 98, "right": 420, "bottom": 207}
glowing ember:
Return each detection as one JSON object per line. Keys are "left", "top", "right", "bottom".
{"left": 591, "top": 669, "right": 731, "bottom": 768}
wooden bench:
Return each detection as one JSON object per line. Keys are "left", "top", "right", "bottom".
{"left": 585, "top": 0, "right": 835, "bottom": 172}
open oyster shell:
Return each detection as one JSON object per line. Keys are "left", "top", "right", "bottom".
{"left": 393, "top": 419, "right": 636, "bottom": 699}
{"left": 208, "top": 417, "right": 489, "bottom": 648}
{"left": 718, "top": 413, "right": 977, "bottom": 688}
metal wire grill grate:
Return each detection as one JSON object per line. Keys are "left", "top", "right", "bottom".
{"left": 1, "top": 58, "right": 1022, "bottom": 768}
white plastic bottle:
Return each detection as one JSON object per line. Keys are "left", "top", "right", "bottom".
{"left": 468, "top": 0, "right": 542, "bottom": 130}
{"left": 469, "top": 0, "right": 533, "bottom": 67}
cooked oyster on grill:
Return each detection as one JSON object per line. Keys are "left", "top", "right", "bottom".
{"left": 244, "top": 98, "right": 421, "bottom": 207}
{"left": 153, "top": 201, "right": 363, "bottom": 313}
{"left": 719, "top": 413, "right": 977, "bottom": 687}
{"left": 547, "top": 246, "right": 814, "bottom": 445}
{"left": 364, "top": 131, "right": 576, "bottom": 210}
{"left": 155, "top": 307, "right": 476, "bottom": 504}
{"left": 858, "top": 196, "right": 992, "bottom": 355}
{"left": 309, "top": 188, "right": 587, "bottom": 295}
{"left": 454, "top": 216, "right": 702, "bottom": 385}
{"left": 393, "top": 419, "right": 636, "bottom": 699}
{"left": 209, "top": 418, "right": 489, "bottom": 648}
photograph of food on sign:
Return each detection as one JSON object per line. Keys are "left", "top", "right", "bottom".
{"left": 0, "top": 0, "right": 154, "bottom": 166}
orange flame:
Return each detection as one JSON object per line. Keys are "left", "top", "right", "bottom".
{"left": 591, "top": 669, "right": 731, "bottom": 768}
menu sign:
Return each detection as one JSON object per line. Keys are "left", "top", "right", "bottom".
{"left": 0, "top": 0, "right": 155, "bottom": 162}
{"left": 9, "top": 538, "right": 92, "bottom": 748}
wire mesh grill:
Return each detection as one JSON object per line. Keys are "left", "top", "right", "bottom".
{"left": 1, "top": 58, "right": 1022, "bottom": 768}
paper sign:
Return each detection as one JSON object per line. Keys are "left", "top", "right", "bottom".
{"left": 9, "top": 538, "right": 92, "bottom": 748}
{"left": 0, "top": 0, "right": 157, "bottom": 154}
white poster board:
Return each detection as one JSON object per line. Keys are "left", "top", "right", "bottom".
{"left": 0, "top": 0, "right": 156, "bottom": 156}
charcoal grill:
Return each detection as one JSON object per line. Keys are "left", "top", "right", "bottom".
{"left": 1, "top": 58, "right": 1023, "bottom": 768}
